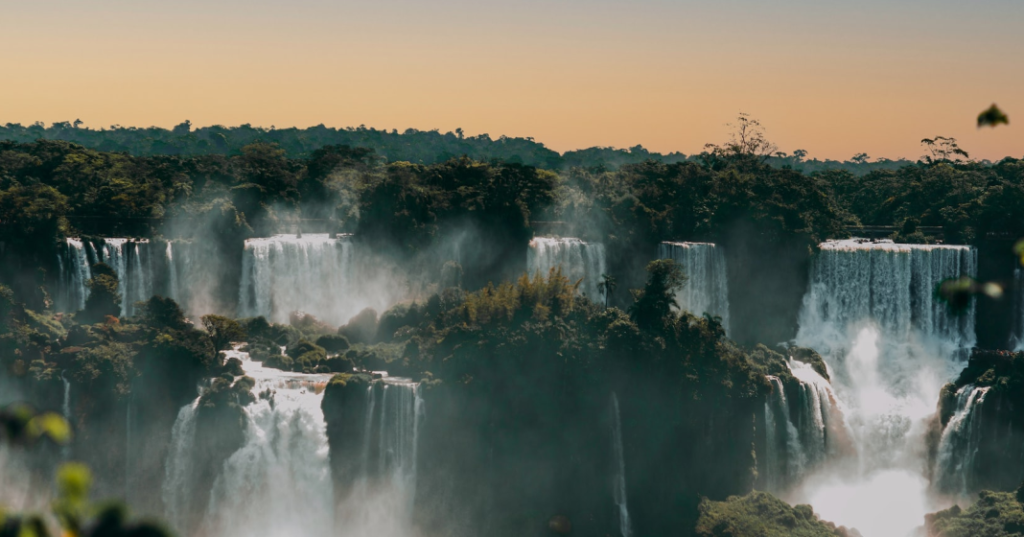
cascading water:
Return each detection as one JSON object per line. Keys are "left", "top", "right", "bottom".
{"left": 933, "top": 385, "right": 990, "bottom": 497}
{"left": 163, "top": 394, "right": 202, "bottom": 535}
{"left": 203, "top": 349, "right": 334, "bottom": 537}
{"left": 791, "top": 239, "right": 977, "bottom": 537}
{"left": 339, "top": 376, "right": 425, "bottom": 537}
{"left": 1013, "top": 268, "right": 1024, "bottom": 351}
{"left": 610, "top": 393, "right": 632, "bottom": 537}
{"left": 58, "top": 239, "right": 92, "bottom": 312}
{"left": 762, "top": 362, "right": 839, "bottom": 493}
{"left": 57, "top": 238, "right": 156, "bottom": 317}
{"left": 527, "top": 237, "right": 607, "bottom": 301}
{"left": 239, "top": 234, "right": 401, "bottom": 326}
{"left": 658, "top": 242, "right": 730, "bottom": 332}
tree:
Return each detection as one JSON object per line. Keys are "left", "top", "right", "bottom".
{"left": 704, "top": 113, "right": 779, "bottom": 163}
{"left": 851, "top": 153, "right": 870, "bottom": 164}
{"left": 629, "top": 259, "right": 686, "bottom": 332}
{"left": 597, "top": 273, "right": 617, "bottom": 309}
{"left": 81, "top": 263, "right": 120, "bottom": 323}
{"left": 202, "top": 315, "right": 247, "bottom": 351}
{"left": 920, "top": 137, "right": 970, "bottom": 164}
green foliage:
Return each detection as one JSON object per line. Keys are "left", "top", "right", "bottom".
{"left": 696, "top": 491, "right": 857, "bottom": 537}
{"left": 925, "top": 491, "right": 1024, "bottom": 537}
{"left": 316, "top": 334, "right": 351, "bottom": 353}
{"left": 0, "top": 404, "right": 72, "bottom": 446}
{"left": 202, "top": 314, "right": 246, "bottom": 351}
{"left": 81, "top": 263, "right": 120, "bottom": 323}
{"left": 629, "top": 259, "right": 686, "bottom": 331}
{"left": 978, "top": 104, "right": 1009, "bottom": 128}
{"left": 138, "top": 295, "right": 190, "bottom": 331}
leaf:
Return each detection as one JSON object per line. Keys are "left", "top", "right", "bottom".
{"left": 27, "top": 413, "right": 71, "bottom": 445}
{"left": 56, "top": 463, "right": 92, "bottom": 505}
{"left": 978, "top": 104, "right": 1009, "bottom": 128}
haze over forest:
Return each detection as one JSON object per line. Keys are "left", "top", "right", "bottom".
{"left": 2, "top": 1, "right": 1024, "bottom": 537}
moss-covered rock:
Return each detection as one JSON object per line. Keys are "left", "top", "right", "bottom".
{"left": 925, "top": 491, "right": 1024, "bottom": 537}
{"left": 789, "top": 347, "right": 830, "bottom": 382}
{"left": 695, "top": 491, "right": 859, "bottom": 537}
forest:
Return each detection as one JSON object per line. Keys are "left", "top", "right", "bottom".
{"left": 1, "top": 121, "right": 1023, "bottom": 537}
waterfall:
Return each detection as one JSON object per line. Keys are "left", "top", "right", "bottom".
{"left": 658, "top": 242, "right": 730, "bottom": 332}
{"left": 933, "top": 385, "right": 990, "bottom": 497}
{"left": 163, "top": 395, "right": 202, "bottom": 533}
{"left": 166, "top": 242, "right": 179, "bottom": 306}
{"left": 125, "top": 387, "right": 135, "bottom": 499}
{"left": 204, "top": 349, "right": 334, "bottom": 537}
{"left": 338, "top": 376, "right": 425, "bottom": 537}
{"left": 790, "top": 239, "right": 977, "bottom": 537}
{"left": 61, "top": 372, "right": 71, "bottom": 423}
{"left": 1013, "top": 268, "right": 1024, "bottom": 351}
{"left": 788, "top": 361, "right": 835, "bottom": 469}
{"left": 239, "top": 234, "right": 368, "bottom": 326}
{"left": 611, "top": 393, "right": 632, "bottom": 537}
{"left": 527, "top": 237, "right": 607, "bottom": 301}
{"left": 61, "top": 371, "right": 72, "bottom": 460}
{"left": 763, "top": 365, "right": 836, "bottom": 493}
{"left": 57, "top": 238, "right": 156, "bottom": 317}
{"left": 58, "top": 239, "right": 92, "bottom": 312}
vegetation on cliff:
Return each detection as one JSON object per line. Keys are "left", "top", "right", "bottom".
{"left": 696, "top": 491, "right": 860, "bottom": 537}
{"left": 925, "top": 491, "right": 1024, "bottom": 537}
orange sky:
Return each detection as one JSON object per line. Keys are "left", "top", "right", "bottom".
{"left": 1, "top": 0, "right": 1021, "bottom": 161}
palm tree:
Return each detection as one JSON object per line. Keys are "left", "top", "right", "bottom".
{"left": 597, "top": 273, "right": 617, "bottom": 309}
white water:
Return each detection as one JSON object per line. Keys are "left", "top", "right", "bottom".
{"left": 57, "top": 238, "right": 155, "bottom": 317}
{"left": 933, "top": 385, "right": 990, "bottom": 497}
{"left": 658, "top": 242, "right": 730, "bottom": 332}
{"left": 763, "top": 363, "right": 838, "bottom": 493}
{"left": 791, "top": 239, "right": 977, "bottom": 537}
{"left": 239, "top": 234, "right": 404, "bottom": 326}
{"left": 203, "top": 349, "right": 334, "bottom": 537}
{"left": 339, "top": 378, "right": 425, "bottom": 537}
{"left": 527, "top": 237, "right": 607, "bottom": 301}
{"left": 61, "top": 372, "right": 71, "bottom": 460}
{"left": 163, "top": 395, "right": 202, "bottom": 534}
{"left": 610, "top": 393, "right": 632, "bottom": 537}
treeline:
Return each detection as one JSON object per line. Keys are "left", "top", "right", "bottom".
{"left": 1, "top": 137, "right": 1022, "bottom": 252}
{"left": 0, "top": 121, "right": 914, "bottom": 174}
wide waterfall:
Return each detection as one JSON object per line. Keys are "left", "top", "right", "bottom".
{"left": 527, "top": 237, "right": 606, "bottom": 302}
{"left": 791, "top": 239, "right": 977, "bottom": 537}
{"left": 658, "top": 242, "right": 730, "bottom": 332}
{"left": 933, "top": 385, "right": 990, "bottom": 497}
{"left": 239, "top": 234, "right": 404, "bottom": 326}
{"left": 203, "top": 349, "right": 334, "bottom": 537}
{"left": 339, "top": 377, "right": 425, "bottom": 537}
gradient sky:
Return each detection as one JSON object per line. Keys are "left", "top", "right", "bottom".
{"left": 1, "top": 0, "right": 1021, "bottom": 161}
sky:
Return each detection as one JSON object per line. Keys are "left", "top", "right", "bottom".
{"left": 1, "top": 0, "right": 1021, "bottom": 161}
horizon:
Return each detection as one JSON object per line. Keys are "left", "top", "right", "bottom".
{"left": 2, "top": 0, "right": 1021, "bottom": 162}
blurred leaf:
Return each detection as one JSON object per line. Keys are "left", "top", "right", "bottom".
{"left": 1014, "top": 239, "right": 1024, "bottom": 266}
{"left": 27, "top": 413, "right": 71, "bottom": 445}
{"left": 978, "top": 103, "right": 1009, "bottom": 128}
{"left": 56, "top": 463, "right": 91, "bottom": 505}
{"left": 935, "top": 276, "right": 977, "bottom": 314}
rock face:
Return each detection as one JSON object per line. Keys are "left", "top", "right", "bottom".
{"left": 318, "top": 370, "right": 760, "bottom": 537}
